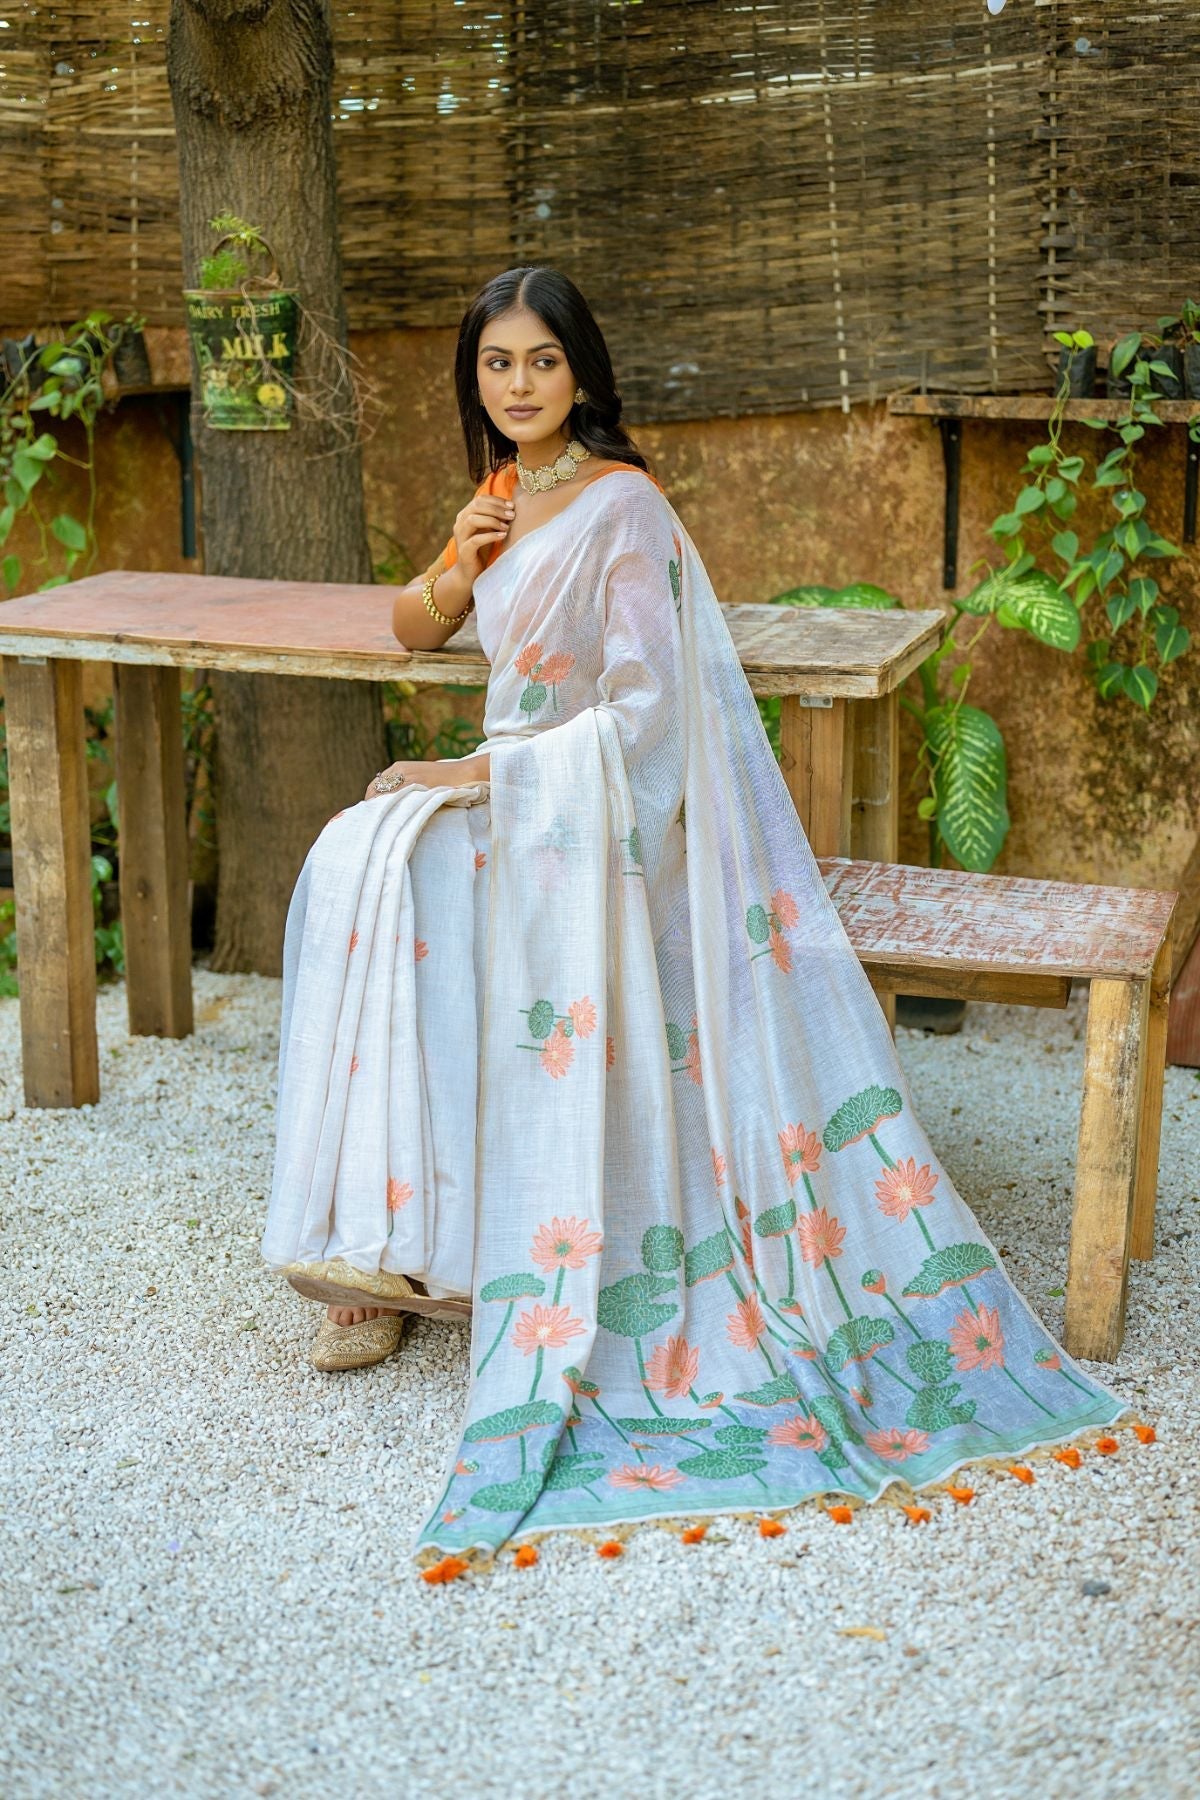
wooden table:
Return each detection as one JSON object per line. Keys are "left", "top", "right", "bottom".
{"left": 0, "top": 571, "right": 944, "bottom": 1107}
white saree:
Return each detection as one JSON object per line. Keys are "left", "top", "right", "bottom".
{"left": 263, "top": 468, "right": 1130, "bottom": 1563}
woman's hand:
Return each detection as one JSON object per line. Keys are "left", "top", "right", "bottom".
{"left": 451, "top": 492, "right": 515, "bottom": 585}
{"left": 364, "top": 761, "right": 431, "bottom": 800}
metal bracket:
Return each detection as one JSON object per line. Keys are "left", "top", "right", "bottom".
{"left": 938, "top": 416, "right": 962, "bottom": 590}
{"left": 1185, "top": 431, "right": 1198, "bottom": 545}
{"left": 797, "top": 694, "right": 834, "bottom": 709}
{"left": 156, "top": 391, "right": 197, "bottom": 560}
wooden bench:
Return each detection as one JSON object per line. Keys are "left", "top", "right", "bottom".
{"left": 0, "top": 571, "right": 945, "bottom": 1110}
{"left": 819, "top": 856, "right": 1177, "bottom": 1362}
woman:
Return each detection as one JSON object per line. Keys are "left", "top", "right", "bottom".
{"left": 263, "top": 266, "right": 1132, "bottom": 1568}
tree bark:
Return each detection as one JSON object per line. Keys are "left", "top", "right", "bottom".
{"left": 167, "top": 0, "right": 385, "bottom": 974}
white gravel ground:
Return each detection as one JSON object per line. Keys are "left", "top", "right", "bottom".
{"left": 2, "top": 970, "right": 1198, "bottom": 1800}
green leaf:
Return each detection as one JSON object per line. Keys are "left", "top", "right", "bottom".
{"left": 1013, "top": 486, "right": 1045, "bottom": 516}
{"left": 713, "top": 1423, "right": 768, "bottom": 1447}
{"left": 1026, "top": 443, "right": 1055, "bottom": 465}
{"left": 665, "top": 1021, "right": 688, "bottom": 1060}
{"left": 1051, "top": 531, "right": 1079, "bottom": 565}
{"left": 901, "top": 1242, "right": 998, "bottom": 1299}
{"left": 733, "top": 1370, "right": 803, "bottom": 1407}
{"left": 906, "top": 1338, "right": 953, "bottom": 1385}
{"left": 562, "top": 1364, "right": 600, "bottom": 1398}
{"left": 823, "top": 1315, "right": 897, "bottom": 1369}
{"left": 0, "top": 504, "right": 14, "bottom": 547}
{"left": 925, "top": 702, "right": 1010, "bottom": 873}
{"left": 1141, "top": 535, "right": 1182, "bottom": 560}
{"left": 745, "top": 903, "right": 770, "bottom": 946}
{"left": 526, "top": 998, "right": 555, "bottom": 1040}
{"left": 1044, "top": 477, "right": 1066, "bottom": 504}
{"left": 822, "top": 1084, "right": 904, "bottom": 1153}
{"left": 1129, "top": 576, "right": 1159, "bottom": 614}
{"left": 988, "top": 513, "right": 1023, "bottom": 541}
{"left": 993, "top": 572, "right": 1080, "bottom": 651}
{"left": 628, "top": 825, "right": 642, "bottom": 866}
{"left": 641, "top": 1224, "right": 685, "bottom": 1273}
{"left": 544, "top": 1453, "right": 606, "bottom": 1492}
{"left": 675, "top": 1449, "right": 767, "bottom": 1481}
{"left": 818, "top": 1440, "right": 851, "bottom": 1474}
{"left": 464, "top": 1401, "right": 564, "bottom": 1443}
{"left": 519, "top": 681, "right": 547, "bottom": 714}
{"left": 1095, "top": 660, "right": 1127, "bottom": 700}
{"left": 809, "top": 1392, "right": 863, "bottom": 1447}
{"left": 832, "top": 582, "right": 900, "bottom": 609}
{"left": 684, "top": 1229, "right": 735, "bottom": 1287}
{"left": 768, "top": 584, "right": 839, "bottom": 608}
{"left": 12, "top": 450, "right": 45, "bottom": 494}
{"left": 614, "top": 1415, "right": 711, "bottom": 1436}
{"left": 27, "top": 432, "right": 57, "bottom": 461}
{"left": 1155, "top": 616, "right": 1190, "bottom": 665}
{"left": 1098, "top": 550, "right": 1125, "bottom": 591}
{"left": 916, "top": 796, "right": 938, "bottom": 821}
{"left": 1110, "top": 332, "right": 1143, "bottom": 378}
{"left": 1048, "top": 492, "right": 1077, "bottom": 521}
{"left": 1057, "top": 456, "right": 1085, "bottom": 481}
{"left": 753, "top": 1198, "right": 798, "bottom": 1238}
{"left": 471, "top": 1472, "right": 546, "bottom": 1513}
{"left": 2, "top": 554, "right": 20, "bottom": 592}
{"left": 479, "top": 1272, "right": 546, "bottom": 1303}
{"left": 50, "top": 513, "right": 87, "bottom": 552}
{"left": 905, "top": 1383, "right": 977, "bottom": 1433}
{"left": 1106, "top": 592, "right": 1137, "bottom": 630}
{"left": 596, "top": 1271, "right": 677, "bottom": 1338}
{"left": 1122, "top": 664, "right": 1158, "bottom": 710}
{"left": 1114, "top": 488, "right": 1147, "bottom": 518}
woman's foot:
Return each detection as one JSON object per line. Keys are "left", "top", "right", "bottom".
{"left": 311, "top": 1307, "right": 408, "bottom": 1372}
{"left": 327, "top": 1304, "right": 381, "bottom": 1327}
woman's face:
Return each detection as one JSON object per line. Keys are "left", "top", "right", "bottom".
{"left": 476, "top": 306, "right": 576, "bottom": 449}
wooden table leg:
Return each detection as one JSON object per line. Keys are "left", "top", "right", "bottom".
{"left": 850, "top": 691, "right": 900, "bottom": 1031}
{"left": 1064, "top": 975, "right": 1148, "bottom": 1361}
{"left": 2, "top": 655, "right": 99, "bottom": 1107}
{"left": 779, "top": 695, "right": 849, "bottom": 857}
{"left": 113, "top": 664, "right": 194, "bottom": 1038}
{"left": 1131, "top": 932, "right": 1171, "bottom": 1261}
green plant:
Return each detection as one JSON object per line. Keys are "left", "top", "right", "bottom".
{"left": 0, "top": 309, "right": 142, "bottom": 595}
{"left": 1064, "top": 332, "right": 1189, "bottom": 711}
{"left": 198, "top": 214, "right": 274, "bottom": 290}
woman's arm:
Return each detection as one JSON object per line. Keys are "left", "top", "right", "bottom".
{"left": 389, "top": 490, "right": 514, "bottom": 650}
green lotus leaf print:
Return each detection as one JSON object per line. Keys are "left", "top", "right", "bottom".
{"left": 629, "top": 825, "right": 642, "bottom": 866}
{"left": 614, "top": 1416, "right": 712, "bottom": 1436}
{"left": 519, "top": 681, "right": 548, "bottom": 715}
{"left": 562, "top": 1364, "right": 600, "bottom": 1399}
{"left": 746, "top": 903, "right": 771, "bottom": 946}
{"left": 823, "top": 1084, "right": 904, "bottom": 1153}
{"left": 907, "top": 1338, "right": 954, "bottom": 1384}
{"left": 596, "top": 1272, "right": 678, "bottom": 1338}
{"left": 809, "top": 1392, "right": 863, "bottom": 1447}
{"left": 902, "top": 1242, "right": 998, "bottom": 1298}
{"left": 905, "top": 1382, "right": 978, "bottom": 1432}
{"left": 669, "top": 555, "right": 682, "bottom": 611}
{"left": 480, "top": 1272, "right": 548, "bottom": 1303}
{"left": 526, "top": 998, "right": 556, "bottom": 1040}
{"left": 676, "top": 1449, "right": 767, "bottom": 1481}
{"left": 471, "top": 1472, "right": 547, "bottom": 1512}
{"left": 713, "top": 1423, "right": 768, "bottom": 1447}
{"left": 684, "top": 1229, "right": 735, "bottom": 1287}
{"left": 734, "top": 1370, "right": 803, "bottom": 1406}
{"left": 824, "top": 1315, "right": 897, "bottom": 1369}
{"left": 642, "top": 1224, "right": 685, "bottom": 1272}
{"left": 544, "top": 1453, "right": 607, "bottom": 1492}
{"left": 754, "top": 1199, "right": 798, "bottom": 1238}
{"left": 665, "top": 1021, "right": 688, "bottom": 1061}
{"left": 464, "top": 1400, "right": 564, "bottom": 1443}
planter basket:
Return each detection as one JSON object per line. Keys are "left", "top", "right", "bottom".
{"left": 184, "top": 236, "right": 298, "bottom": 431}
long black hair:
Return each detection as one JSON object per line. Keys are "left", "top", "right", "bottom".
{"left": 454, "top": 266, "right": 649, "bottom": 483}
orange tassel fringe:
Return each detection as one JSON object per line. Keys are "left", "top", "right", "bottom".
{"left": 680, "top": 1524, "right": 708, "bottom": 1543}
{"left": 759, "top": 1518, "right": 787, "bottom": 1538}
{"left": 421, "top": 1555, "right": 469, "bottom": 1585}
{"left": 902, "top": 1504, "right": 931, "bottom": 1525}
{"left": 513, "top": 1545, "right": 539, "bottom": 1568}
{"left": 597, "top": 1540, "right": 624, "bottom": 1558}
{"left": 826, "top": 1504, "right": 854, "bottom": 1524}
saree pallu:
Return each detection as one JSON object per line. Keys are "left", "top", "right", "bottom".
{"left": 263, "top": 469, "right": 1131, "bottom": 1564}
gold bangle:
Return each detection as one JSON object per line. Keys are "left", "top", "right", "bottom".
{"left": 422, "top": 570, "right": 473, "bottom": 628}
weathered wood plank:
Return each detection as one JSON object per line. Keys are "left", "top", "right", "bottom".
{"left": 820, "top": 858, "right": 1176, "bottom": 982}
{"left": 867, "top": 965, "right": 1072, "bottom": 1009}
{"left": 780, "top": 699, "right": 849, "bottom": 857}
{"left": 1132, "top": 932, "right": 1171, "bottom": 1261}
{"left": 850, "top": 694, "right": 900, "bottom": 1032}
{"left": 1064, "top": 976, "right": 1148, "bottom": 1362}
{"left": 0, "top": 571, "right": 945, "bottom": 699}
{"left": 113, "top": 664, "right": 194, "bottom": 1039}
{"left": 889, "top": 393, "right": 1200, "bottom": 425}
{"left": 2, "top": 656, "right": 99, "bottom": 1107}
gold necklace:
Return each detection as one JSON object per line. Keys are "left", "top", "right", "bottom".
{"left": 515, "top": 438, "right": 591, "bottom": 495}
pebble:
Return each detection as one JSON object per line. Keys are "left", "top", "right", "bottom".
{"left": 1, "top": 972, "right": 1198, "bottom": 1798}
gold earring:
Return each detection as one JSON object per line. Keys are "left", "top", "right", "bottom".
{"left": 574, "top": 385, "right": 586, "bottom": 404}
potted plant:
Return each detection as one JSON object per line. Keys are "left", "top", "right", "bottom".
{"left": 183, "top": 213, "right": 299, "bottom": 431}
{"left": 1107, "top": 330, "right": 1183, "bottom": 400}
{"left": 1053, "top": 327, "right": 1096, "bottom": 397}
{"left": 1157, "top": 298, "right": 1200, "bottom": 398}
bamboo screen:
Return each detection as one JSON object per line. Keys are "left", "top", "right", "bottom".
{"left": 2, "top": 3, "right": 1198, "bottom": 419}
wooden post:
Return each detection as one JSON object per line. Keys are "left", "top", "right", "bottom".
{"left": 1131, "top": 930, "right": 1171, "bottom": 1261}
{"left": 779, "top": 696, "right": 849, "bottom": 857}
{"left": 850, "top": 691, "right": 900, "bottom": 1031}
{"left": 2, "top": 655, "right": 99, "bottom": 1107}
{"left": 1064, "top": 976, "right": 1148, "bottom": 1361}
{"left": 113, "top": 664, "right": 194, "bottom": 1038}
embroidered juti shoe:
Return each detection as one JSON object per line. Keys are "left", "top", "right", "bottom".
{"left": 283, "top": 1257, "right": 472, "bottom": 1322}
{"left": 311, "top": 1310, "right": 408, "bottom": 1372}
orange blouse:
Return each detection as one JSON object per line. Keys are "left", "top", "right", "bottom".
{"left": 439, "top": 460, "right": 665, "bottom": 574}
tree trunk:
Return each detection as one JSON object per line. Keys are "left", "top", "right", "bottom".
{"left": 167, "top": 0, "right": 385, "bottom": 974}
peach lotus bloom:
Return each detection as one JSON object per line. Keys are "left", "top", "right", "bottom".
{"left": 605, "top": 1035, "right": 615, "bottom": 1070}
{"left": 864, "top": 1425, "right": 931, "bottom": 1461}
{"left": 387, "top": 1177, "right": 413, "bottom": 1213}
{"left": 474, "top": 850, "right": 487, "bottom": 870}
{"left": 567, "top": 996, "right": 597, "bottom": 1038}
{"left": 414, "top": 939, "right": 429, "bottom": 962}
{"left": 797, "top": 1205, "right": 846, "bottom": 1268}
{"left": 685, "top": 1017, "right": 702, "bottom": 1086}
{"left": 1034, "top": 1348, "right": 1062, "bottom": 1372}
{"left": 948, "top": 1303, "right": 1005, "bottom": 1372}
{"left": 711, "top": 1147, "right": 727, "bottom": 1188}
{"left": 771, "top": 888, "right": 800, "bottom": 930}
{"left": 608, "top": 1463, "right": 684, "bottom": 1492}
{"left": 348, "top": 928, "right": 360, "bottom": 953}
{"left": 767, "top": 1413, "right": 828, "bottom": 1453}
{"left": 875, "top": 1156, "right": 939, "bottom": 1222}
{"left": 530, "top": 1214, "right": 604, "bottom": 1273}
{"left": 726, "top": 1293, "right": 767, "bottom": 1351}
{"left": 768, "top": 928, "right": 793, "bottom": 974}
{"left": 736, "top": 1201, "right": 757, "bottom": 1275}
{"left": 778, "top": 1123, "right": 822, "bottom": 1184}
{"left": 349, "top": 1054, "right": 361, "bottom": 1076}
{"left": 514, "top": 641, "right": 544, "bottom": 677}
{"left": 644, "top": 1334, "right": 701, "bottom": 1401}
{"left": 538, "top": 651, "right": 575, "bottom": 685}
{"left": 539, "top": 1021, "right": 575, "bottom": 1079}
{"left": 511, "top": 1303, "right": 587, "bottom": 1356}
